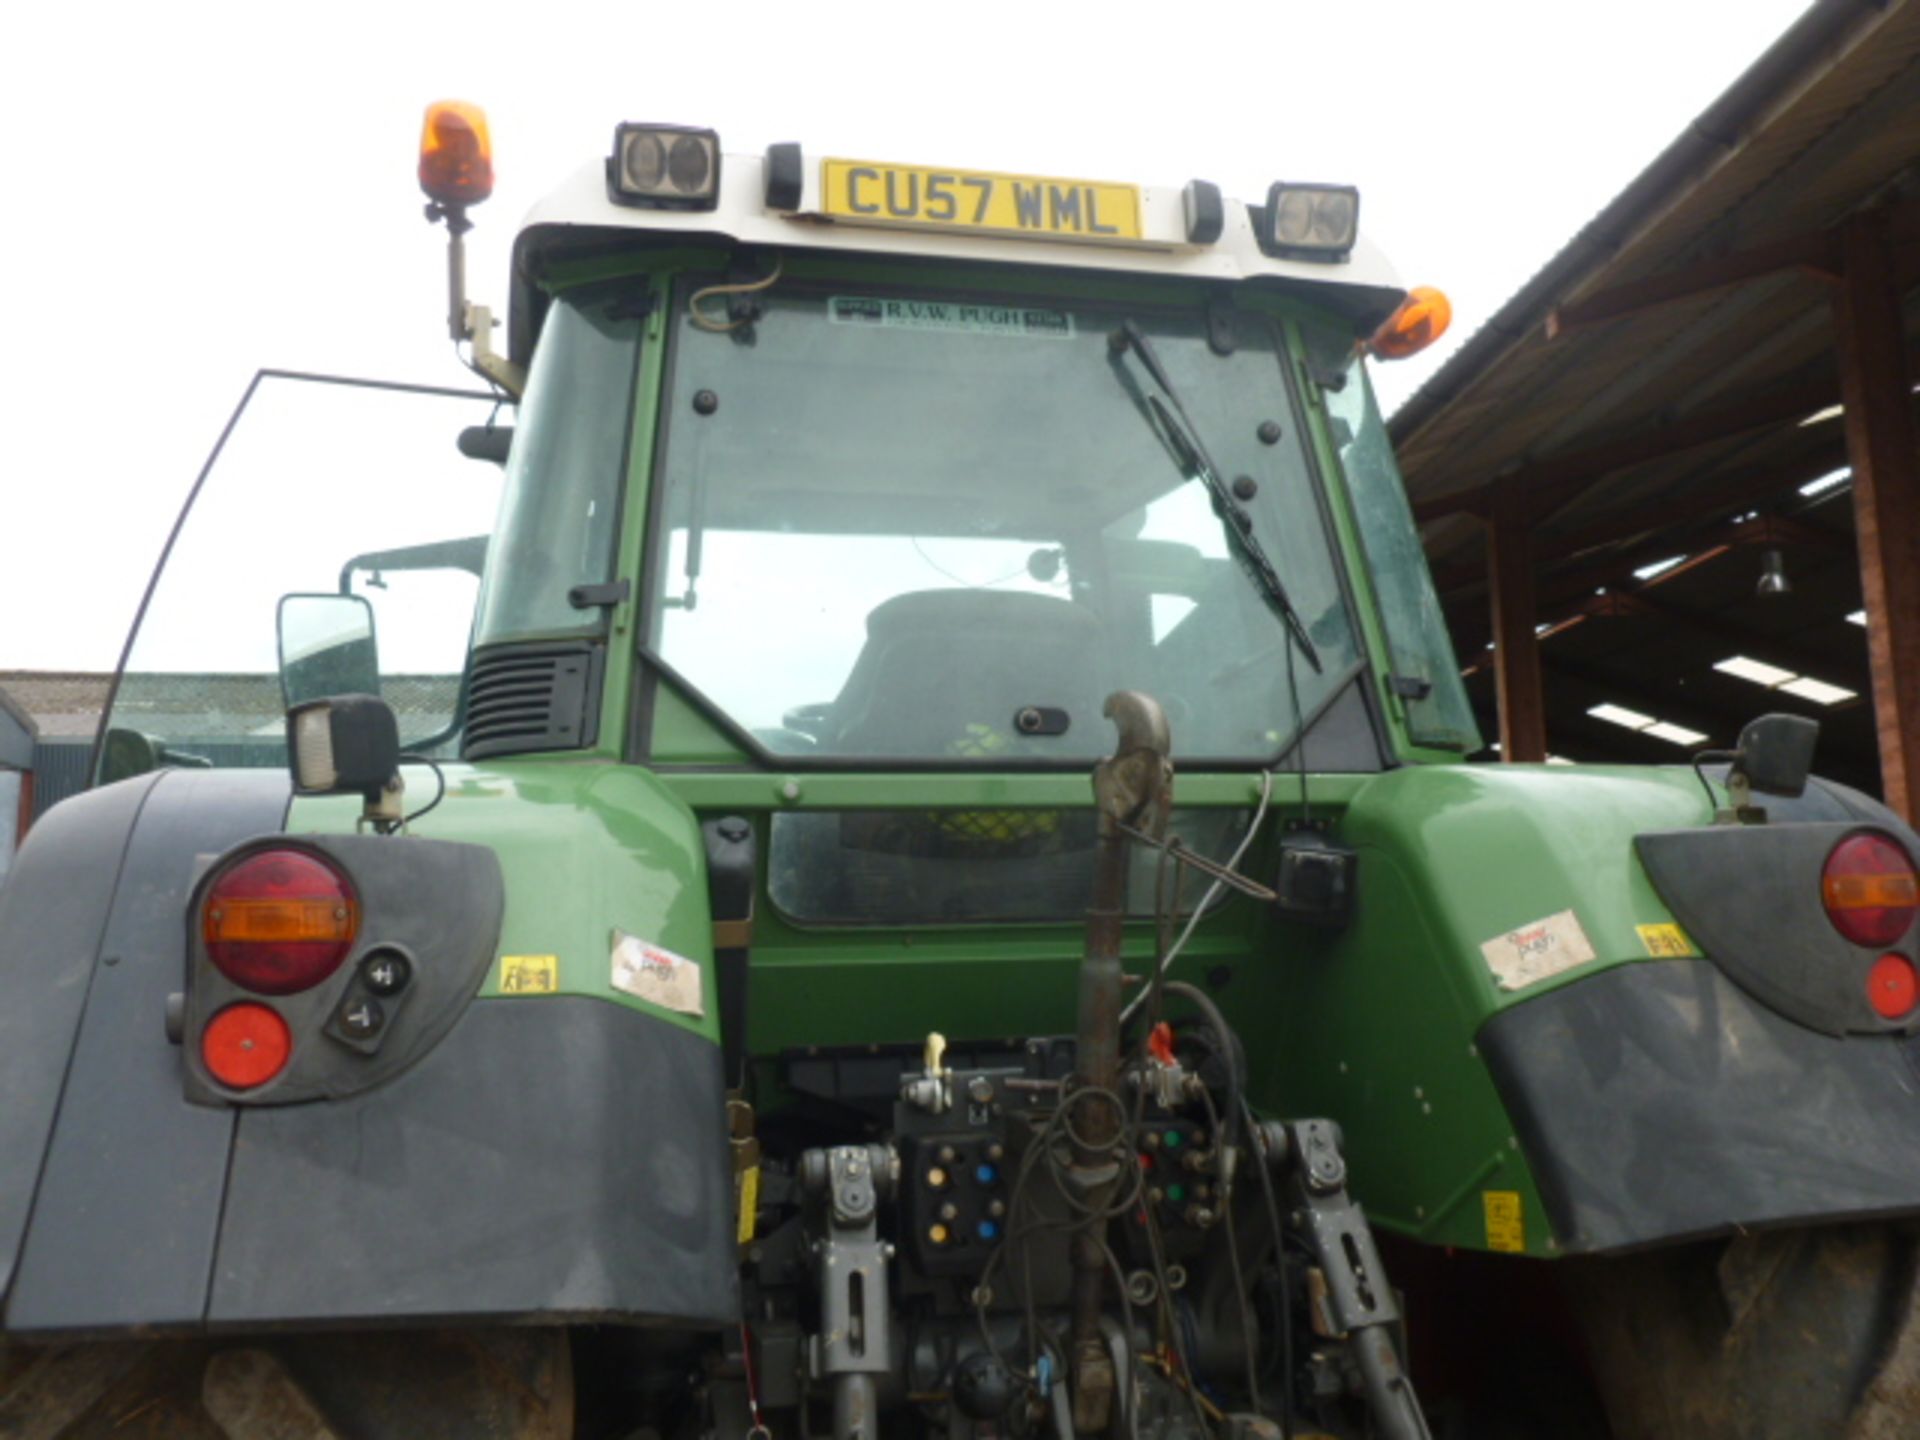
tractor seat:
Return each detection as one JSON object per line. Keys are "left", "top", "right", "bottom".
{"left": 823, "top": 589, "right": 1106, "bottom": 756}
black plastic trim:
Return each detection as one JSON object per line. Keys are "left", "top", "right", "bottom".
{"left": 209, "top": 996, "right": 737, "bottom": 1329}
{"left": 5, "top": 770, "right": 292, "bottom": 1335}
{"left": 1183, "top": 179, "right": 1225, "bottom": 245}
{"left": 1479, "top": 958, "right": 1920, "bottom": 1254}
{"left": 462, "top": 640, "right": 605, "bottom": 760}
{"left": 764, "top": 142, "right": 804, "bottom": 211}
{"left": 1636, "top": 821, "right": 1920, "bottom": 1037}
{"left": 182, "top": 832, "right": 504, "bottom": 1105}
{"left": 0, "top": 773, "right": 165, "bottom": 1310}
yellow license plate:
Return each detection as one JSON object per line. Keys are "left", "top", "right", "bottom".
{"left": 820, "top": 159, "right": 1143, "bottom": 244}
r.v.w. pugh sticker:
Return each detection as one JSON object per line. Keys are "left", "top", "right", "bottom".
{"left": 1479, "top": 909, "right": 1597, "bottom": 992}
{"left": 610, "top": 930, "right": 705, "bottom": 1018}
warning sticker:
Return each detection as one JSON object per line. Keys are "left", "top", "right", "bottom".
{"left": 1484, "top": 1191, "right": 1525, "bottom": 1253}
{"left": 736, "top": 1164, "right": 761, "bottom": 1246}
{"left": 1479, "top": 909, "right": 1597, "bottom": 992}
{"left": 1637, "top": 922, "right": 1698, "bottom": 958}
{"left": 499, "top": 954, "right": 559, "bottom": 994}
{"left": 829, "top": 294, "right": 1074, "bottom": 339}
{"left": 610, "top": 930, "right": 705, "bottom": 1018}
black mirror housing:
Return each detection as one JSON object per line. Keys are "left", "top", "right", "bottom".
{"left": 1732, "top": 713, "right": 1821, "bottom": 799}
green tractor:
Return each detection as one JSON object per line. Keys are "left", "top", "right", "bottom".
{"left": 6, "top": 105, "right": 1920, "bottom": 1439}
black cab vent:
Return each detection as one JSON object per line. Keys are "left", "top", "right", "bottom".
{"left": 462, "top": 642, "right": 603, "bottom": 760}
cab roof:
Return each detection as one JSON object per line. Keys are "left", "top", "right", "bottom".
{"left": 507, "top": 148, "right": 1407, "bottom": 364}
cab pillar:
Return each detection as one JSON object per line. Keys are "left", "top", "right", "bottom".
{"left": 1487, "top": 481, "right": 1548, "bottom": 763}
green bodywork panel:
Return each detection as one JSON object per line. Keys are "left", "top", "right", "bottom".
{"left": 290, "top": 750, "right": 1714, "bottom": 1260}
{"left": 290, "top": 761, "right": 718, "bottom": 1043}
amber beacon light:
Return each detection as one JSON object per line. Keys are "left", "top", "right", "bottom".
{"left": 1368, "top": 286, "right": 1453, "bottom": 361}
{"left": 419, "top": 100, "right": 494, "bottom": 208}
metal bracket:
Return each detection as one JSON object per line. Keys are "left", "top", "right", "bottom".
{"left": 1278, "top": 1120, "right": 1432, "bottom": 1440}
{"left": 461, "top": 301, "right": 528, "bottom": 398}
{"left": 803, "top": 1144, "right": 896, "bottom": 1440}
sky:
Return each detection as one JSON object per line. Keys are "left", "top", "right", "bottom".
{"left": 0, "top": 0, "right": 1815, "bottom": 672}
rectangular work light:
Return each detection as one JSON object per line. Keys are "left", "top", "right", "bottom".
{"left": 1262, "top": 182, "right": 1360, "bottom": 261}
{"left": 608, "top": 124, "right": 721, "bottom": 209}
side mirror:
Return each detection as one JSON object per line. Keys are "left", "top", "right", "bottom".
{"left": 278, "top": 594, "right": 380, "bottom": 709}
{"left": 97, "top": 727, "right": 213, "bottom": 783}
{"left": 1731, "top": 713, "right": 1820, "bottom": 800}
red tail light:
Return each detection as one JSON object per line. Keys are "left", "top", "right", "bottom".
{"left": 203, "top": 849, "right": 358, "bottom": 995}
{"left": 202, "top": 1003, "right": 293, "bottom": 1088}
{"left": 1822, "top": 832, "right": 1920, "bottom": 947}
{"left": 1868, "top": 953, "right": 1919, "bottom": 1021}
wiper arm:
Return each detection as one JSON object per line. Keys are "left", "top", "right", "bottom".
{"left": 1111, "top": 320, "right": 1322, "bottom": 673}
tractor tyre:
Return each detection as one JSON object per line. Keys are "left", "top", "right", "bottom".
{"left": 1566, "top": 1221, "right": 1920, "bottom": 1439}
{"left": 0, "top": 1325, "right": 574, "bottom": 1439}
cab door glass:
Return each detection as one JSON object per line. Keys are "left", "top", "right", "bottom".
{"left": 101, "top": 374, "right": 503, "bottom": 774}
{"left": 1312, "top": 340, "right": 1482, "bottom": 753}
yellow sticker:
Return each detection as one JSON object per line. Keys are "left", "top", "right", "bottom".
{"left": 1484, "top": 1190, "right": 1525, "bottom": 1253}
{"left": 736, "top": 1164, "right": 761, "bottom": 1246}
{"left": 1636, "top": 923, "right": 1697, "bottom": 958}
{"left": 499, "top": 954, "right": 559, "bottom": 994}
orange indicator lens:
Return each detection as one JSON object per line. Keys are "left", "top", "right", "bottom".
{"left": 418, "top": 100, "right": 494, "bottom": 207}
{"left": 1369, "top": 286, "right": 1453, "bottom": 361}
{"left": 202, "top": 1003, "right": 292, "bottom": 1089}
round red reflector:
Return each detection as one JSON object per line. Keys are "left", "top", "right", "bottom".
{"left": 1868, "top": 954, "right": 1919, "bottom": 1021}
{"left": 203, "top": 849, "right": 358, "bottom": 995}
{"left": 1822, "top": 832, "right": 1920, "bottom": 948}
{"left": 201, "top": 1003, "right": 292, "bottom": 1089}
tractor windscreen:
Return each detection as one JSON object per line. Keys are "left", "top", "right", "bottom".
{"left": 650, "top": 282, "right": 1364, "bottom": 764}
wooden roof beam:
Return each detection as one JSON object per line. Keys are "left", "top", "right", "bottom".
{"left": 1411, "top": 371, "right": 1842, "bottom": 525}
{"left": 1835, "top": 207, "right": 1920, "bottom": 820}
{"left": 1587, "top": 589, "right": 1867, "bottom": 688}
{"left": 1415, "top": 340, "right": 1920, "bottom": 528}
{"left": 1543, "top": 199, "right": 1919, "bottom": 339}
{"left": 1544, "top": 229, "right": 1841, "bottom": 338}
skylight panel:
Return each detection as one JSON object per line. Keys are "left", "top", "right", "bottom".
{"left": 1797, "top": 467, "right": 1851, "bottom": 498}
{"left": 1777, "top": 677, "right": 1855, "bottom": 706}
{"left": 1715, "top": 656, "right": 1796, "bottom": 687}
{"left": 1642, "top": 721, "right": 1708, "bottom": 746}
{"left": 1589, "top": 703, "right": 1657, "bottom": 730}
{"left": 1633, "top": 555, "right": 1685, "bottom": 581}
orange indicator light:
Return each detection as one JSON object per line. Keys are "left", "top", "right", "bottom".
{"left": 1368, "top": 286, "right": 1453, "bottom": 361}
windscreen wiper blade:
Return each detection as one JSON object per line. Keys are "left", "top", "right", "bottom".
{"left": 1110, "top": 320, "right": 1322, "bottom": 673}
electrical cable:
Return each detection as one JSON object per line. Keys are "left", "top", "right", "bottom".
{"left": 1691, "top": 749, "right": 1736, "bottom": 814}
{"left": 1196, "top": 1083, "right": 1262, "bottom": 1419}
{"left": 398, "top": 754, "right": 447, "bottom": 828}
{"left": 1160, "top": 983, "right": 1245, "bottom": 1132}
{"left": 690, "top": 259, "right": 785, "bottom": 332}
{"left": 1141, "top": 1198, "right": 1214, "bottom": 1438}
{"left": 1285, "top": 621, "right": 1310, "bottom": 824}
{"left": 1119, "top": 771, "right": 1275, "bottom": 1027}
{"left": 1242, "top": 1099, "right": 1295, "bottom": 1440}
